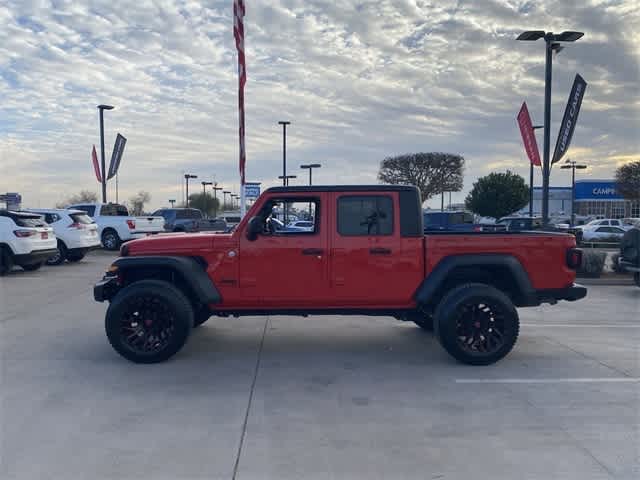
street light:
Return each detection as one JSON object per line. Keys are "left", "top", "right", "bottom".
{"left": 211, "top": 184, "right": 223, "bottom": 217}
{"left": 201, "top": 181, "right": 213, "bottom": 216}
{"left": 223, "top": 190, "right": 231, "bottom": 211}
{"left": 278, "top": 121, "right": 291, "bottom": 186}
{"left": 184, "top": 174, "right": 197, "bottom": 207}
{"left": 278, "top": 174, "right": 296, "bottom": 186}
{"left": 560, "top": 159, "right": 588, "bottom": 226}
{"left": 97, "top": 104, "right": 114, "bottom": 203}
{"left": 517, "top": 30, "right": 584, "bottom": 226}
{"left": 300, "top": 163, "right": 321, "bottom": 185}
{"left": 168, "top": 199, "right": 176, "bottom": 208}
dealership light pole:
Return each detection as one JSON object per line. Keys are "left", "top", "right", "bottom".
{"left": 223, "top": 190, "right": 231, "bottom": 211}
{"left": 97, "top": 104, "right": 114, "bottom": 203}
{"left": 169, "top": 199, "right": 176, "bottom": 207}
{"left": 184, "top": 174, "right": 197, "bottom": 207}
{"left": 278, "top": 121, "right": 291, "bottom": 186}
{"left": 211, "top": 184, "right": 223, "bottom": 217}
{"left": 560, "top": 159, "right": 587, "bottom": 226}
{"left": 201, "top": 181, "right": 212, "bottom": 216}
{"left": 517, "top": 30, "right": 584, "bottom": 226}
{"left": 300, "top": 163, "right": 321, "bottom": 185}
{"left": 278, "top": 175, "right": 297, "bottom": 186}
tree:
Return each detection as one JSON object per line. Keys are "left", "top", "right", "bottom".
{"left": 378, "top": 152, "right": 464, "bottom": 202}
{"left": 615, "top": 161, "right": 640, "bottom": 201}
{"left": 187, "top": 192, "right": 220, "bottom": 217}
{"left": 465, "top": 170, "right": 530, "bottom": 219}
{"left": 129, "top": 191, "right": 151, "bottom": 216}
{"left": 55, "top": 190, "right": 98, "bottom": 208}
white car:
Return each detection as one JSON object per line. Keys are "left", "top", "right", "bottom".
{"left": 0, "top": 210, "right": 57, "bottom": 275}
{"left": 576, "top": 218, "right": 631, "bottom": 231}
{"left": 287, "top": 220, "right": 315, "bottom": 231}
{"left": 581, "top": 225, "right": 627, "bottom": 242}
{"left": 67, "top": 202, "right": 164, "bottom": 250}
{"left": 26, "top": 209, "right": 101, "bottom": 265}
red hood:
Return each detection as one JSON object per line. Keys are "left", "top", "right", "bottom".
{"left": 125, "top": 232, "right": 234, "bottom": 256}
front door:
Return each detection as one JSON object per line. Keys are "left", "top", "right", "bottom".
{"left": 239, "top": 194, "right": 329, "bottom": 306}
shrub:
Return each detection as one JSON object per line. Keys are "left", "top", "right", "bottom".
{"left": 577, "top": 250, "right": 606, "bottom": 278}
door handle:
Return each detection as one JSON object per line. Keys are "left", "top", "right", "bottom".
{"left": 302, "top": 248, "right": 323, "bottom": 255}
{"left": 369, "top": 247, "right": 391, "bottom": 255}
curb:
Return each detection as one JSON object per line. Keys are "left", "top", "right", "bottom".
{"left": 578, "top": 276, "right": 635, "bottom": 286}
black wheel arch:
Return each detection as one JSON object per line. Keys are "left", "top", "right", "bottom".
{"left": 414, "top": 254, "right": 537, "bottom": 308}
{"left": 112, "top": 255, "right": 221, "bottom": 307}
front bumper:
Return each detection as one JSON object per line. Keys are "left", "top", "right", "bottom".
{"left": 94, "top": 274, "right": 119, "bottom": 302}
{"left": 535, "top": 283, "right": 588, "bottom": 305}
{"left": 14, "top": 248, "right": 59, "bottom": 266}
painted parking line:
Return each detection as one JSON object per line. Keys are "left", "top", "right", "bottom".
{"left": 455, "top": 378, "right": 640, "bottom": 384}
{"left": 521, "top": 323, "right": 640, "bottom": 328}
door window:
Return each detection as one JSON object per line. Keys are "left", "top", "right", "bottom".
{"left": 259, "top": 198, "right": 319, "bottom": 235}
{"left": 337, "top": 196, "right": 393, "bottom": 236}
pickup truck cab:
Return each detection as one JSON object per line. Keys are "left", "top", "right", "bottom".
{"left": 152, "top": 208, "right": 227, "bottom": 233}
{"left": 94, "top": 185, "right": 586, "bottom": 365}
{"left": 68, "top": 202, "right": 164, "bottom": 250}
{"left": 0, "top": 210, "right": 57, "bottom": 275}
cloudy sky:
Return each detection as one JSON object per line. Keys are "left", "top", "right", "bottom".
{"left": 1, "top": 0, "right": 638, "bottom": 210}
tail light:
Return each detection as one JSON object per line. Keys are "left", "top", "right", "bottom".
{"left": 566, "top": 248, "right": 583, "bottom": 270}
{"left": 14, "top": 230, "right": 37, "bottom": 237}
{"left": 68, "top": 222, "right": 85, "bottom": 229}
{"left": 473, "top": 226, "right": 483, "bottom": 232}
{"left": 126, "top": 220, "right": 136, "bottom": 229}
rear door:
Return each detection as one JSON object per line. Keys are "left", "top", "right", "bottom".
{"left": 329, "top": 192, "right": 423, "bottom": 306}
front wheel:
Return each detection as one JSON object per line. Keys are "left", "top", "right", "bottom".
{"left": 105, "top": 280, "right": 194, "bottom": 363}
{"left": 46, "top": 240, "right": 67, "bottom": 265}
{"left": 434, "top": 283, "right": 519, "bottom": 366}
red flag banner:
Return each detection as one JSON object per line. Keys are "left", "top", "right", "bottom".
{"left": 517, "top": 102, "right": 541, "bottom": 167}
{"left": 234, "top": 0, "right": 246, "bottom": 185}
{"left": 91, "top": 145, "right": 102, "bottom": 182}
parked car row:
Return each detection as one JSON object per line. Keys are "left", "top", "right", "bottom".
{"left": 1, "top": 210, "right": 58, "bottom": 275}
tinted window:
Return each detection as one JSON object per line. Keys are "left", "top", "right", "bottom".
{"left": 596, "top": 227, "right": 611, "bottom": 233}
{"left": 0, "top": 211, "right": 46, "bottom": 227}
{"left": 190, "top": 209, "right": 203, "bottom": 219}
{"left": 74, "top": 205, "right": 96, "bottom": 217}
{"left": 338, "top": 196, "right": 393, "bottom": 236}
{"left": 611, "top": 227, "right": 624, "bottom": 233}
{"left": 176, "top": 210, "right": 189, "bottom": 220}
{"left": 101, "top": 204, "right": 129, "bottom": 216}
{"left": 70, "top": 213, "right": 94, "bottom": 224}
{"left": 44, "top": 213, "right": 61, "bottom": 224}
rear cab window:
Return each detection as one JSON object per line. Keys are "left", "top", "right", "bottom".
{"left": 73, "top": 205, "right": 96, "bottom": 217}
{"left": 101, "top": 204, "right": 129, "bottom": 216}
{"left": 337, "top": 195, "right": 393, "bottom": 236}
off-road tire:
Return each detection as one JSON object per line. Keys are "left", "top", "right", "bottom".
{"left": 105, "top": 280, "right": 193, "bottom": 363}
{"left": 434, "top": 283, "right": 519, "bottom": 366}
{"left": 101, "top": 229, "right": 121, "bottom": 251}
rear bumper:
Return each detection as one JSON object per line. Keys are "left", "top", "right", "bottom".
{"left": 14, "top": 248, "right": 59, "bottom": 266}
{"left": 534, "top": 283, "right": 588, "bottom": 305}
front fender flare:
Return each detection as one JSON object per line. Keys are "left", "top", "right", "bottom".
{"left": 113, "top": 255, "right": 221, "bottom": 304}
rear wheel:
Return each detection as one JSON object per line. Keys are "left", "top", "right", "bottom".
{"left": 105, "top": 280, "right": 193, "bottom": 363}
{"left": 22, "top": 262, "right": 43, "bottom": 272}
{"left": 66, "top": 251, "right": 86, "bottom": 262}
{"left": 434, "top": 283, "right": 519, "bottom": 366}
{"left": 102, "top": 229, "right": 121, "bottom": 251}
{"left": 46, "top": 240, "right": 67, "bottom": 265}
{"left": 0, "top": 247, "right": 14, "bottom": 276}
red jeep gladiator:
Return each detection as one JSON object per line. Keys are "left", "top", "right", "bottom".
{"left": 94, "top": 185, "right": 586, "bottom": 365}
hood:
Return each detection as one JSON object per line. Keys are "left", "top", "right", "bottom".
{"left": 125, "top": 232, "right": 234, "bottom": 256}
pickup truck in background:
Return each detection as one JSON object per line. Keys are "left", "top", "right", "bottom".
{"left": 68, "top": 203, "right": 164, "bottom": 250}
{"left": 423, "top": 210, "right": 504, "bottom": 233}
{"left": 94, "top": 185, "right": 586, "bottom": 365}
{"left": 151, "top": 208, "right": 227, "bottom": 233}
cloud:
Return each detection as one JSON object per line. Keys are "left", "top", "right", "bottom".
{"left": 0, "top": 0, "right": 638, "bottom": 210}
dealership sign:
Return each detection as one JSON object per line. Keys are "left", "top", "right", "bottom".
{"left": 552, "top": 74, "right": 587, "bottom": 164}
{"left": 517, "top": 102, "right": 541, "bottom": 166}
{"left": 574, "top": 181, "right": 622, "bottom": 200}
{"left": 107, "top": 133, "right": 127, "bottom": 179}
{"left": 244, "top": 183, "right": 260, "bottom": 198}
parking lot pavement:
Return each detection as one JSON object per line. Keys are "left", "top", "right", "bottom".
{"left": 1, "top": 251, "right": 638, "bottom": 480}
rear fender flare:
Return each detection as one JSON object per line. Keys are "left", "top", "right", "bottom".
{"left": 414, "top": 254, "right": 536, "bottom": 306}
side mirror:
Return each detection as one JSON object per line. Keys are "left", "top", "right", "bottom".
{"left": 246, "top": 216, "right": 263, "bottom": 241}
